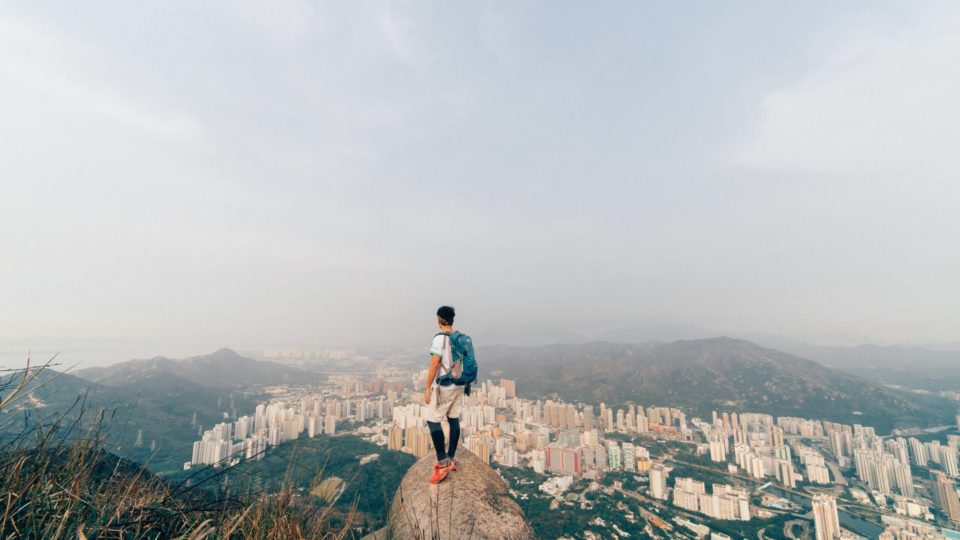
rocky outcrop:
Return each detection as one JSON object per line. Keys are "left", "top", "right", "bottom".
{"left": 379, "top": 449, "right": 535, "bottom": 540}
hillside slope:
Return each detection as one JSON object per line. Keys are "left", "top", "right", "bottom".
{"left": 1, "top": 369, "right": 256, "bottom": 473}
{"left": 482, "top": 337, "right": 955, "bottom": 433}
{"left": 765, "top": 341, "right": 960, "bottom": 392}
{"left": 75, "top": 348, "right": 325, "bottom": 388}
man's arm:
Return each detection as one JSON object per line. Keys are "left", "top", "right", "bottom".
{"left": 424, "top": 355, "right": 440, "bottom": 404}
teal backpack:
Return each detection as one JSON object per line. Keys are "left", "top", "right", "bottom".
{"left": 435, "top": 331, "right": 478, "bottom": 388}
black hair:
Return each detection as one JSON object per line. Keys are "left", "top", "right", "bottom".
{"left": 436, "top": 305, "right": 456, "bottom": 325}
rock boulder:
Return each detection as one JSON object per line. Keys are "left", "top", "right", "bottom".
{"left": 381, "top": 449, "right": 535, "bottom": 539}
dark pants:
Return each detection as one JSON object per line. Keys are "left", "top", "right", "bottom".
{"left": 426, "top": 417, "right": 460, "bottom": 463}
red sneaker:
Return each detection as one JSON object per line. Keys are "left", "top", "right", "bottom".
{"left": 429, "top": 462, "right": 451, "bottom": 484}
{"left": 449, "top": 458, "right": 458, "bottom": 472}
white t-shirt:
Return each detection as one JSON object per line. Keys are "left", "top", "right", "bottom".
{"left": 430, "top": 333, "right": 457, "bottom": 392}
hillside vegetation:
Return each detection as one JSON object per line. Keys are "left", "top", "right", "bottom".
{"left": 169, "top": 434, "right": 415, "bottom": 532}
{"left": 0, "top": 359, "right": 347, "bottom": 538}
{"left": 2, "top": 349, "right": 324, "bottom": 474}
{"left": 483, "top": 337, "right": 956, "bottom": 433}
{"left": 1, "top": 367, "right": 261, "bottom": 474}
{"left": 75, "top": 348, "right": 325, "bottom": 389}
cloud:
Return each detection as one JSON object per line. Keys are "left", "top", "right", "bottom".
{"left": 0, "top": 5, "right": 205, "bottom": 141}
{"left": 376, "top": 6, "right": 415, "bottom": 65}
{"left": 220, "top": 0, "right": 318, "bottom": 46}
{"left": 728, "top": 7, "right": 960, "bottom": 179}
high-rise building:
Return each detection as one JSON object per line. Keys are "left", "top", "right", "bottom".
{"left": 706, "top": 484, "right": 751, "bottom": 521}
{"left": 829, "top": 431, "right": 845, "bottom": 458}
{"left": 465, "top": 435, "right": 491, "bottom": 463}
{"left": 806, "top": 463, "right": 831, "bottom": 484}
{"left": 812, "top": 494, "right": 841, "bottom": 540}
{"left": 672, "top": 477, "right": 706, "bottom": 512}
{"left": 769, "top": 426, "right": 785, "bottom": 447}
{"left": 582, "top": 406, "right": 594, "bottom": 431}
{"left": 774, "top": 459, "right": 797, "bottom": 489}
{"left": 623, "top": 442, "right": 637, "bottom": 472}
{"left": 531, "top": 450, "right": 546, "bottom": 474}
{"left": 709, "top": 440, "right": 726, "bottom": 462}
{"left": 649, "top": 464, "right": 668, "bottom": 500}
{"left": 930, "top": 440, "right": 943, "bottom": 465}
{"left": 500, "top": 379, "right": 516, "bottom": 398}
{"left": 546, "top": 445, "right": 582, "bottom": 476}
{"left": 745, "top": 454, "right": 766, "bottom": 479}
{"left": 566, "top": 404, "right": 579, "bottom": 429}
{"left": 949, "top": 434, "right": 960, "bottom": 451}
{"left": 892, "top": 459, "right": 914, "bottom": 498}
{"left": 606, "top": 440, "right": 622, "bottom": 470}
{"left": 943, "top": 447, "right": 960, "bottom": 477}
{"left": 906, "top": 438, "right": 928, "bottom": 468}
{"left": 774, "top": 445, "right": 792, "bottom": 461}
{"left": 636, "top": 413, "right": 649, "bottom": 433}
{"left": 933, "top": 472, "right": 960, "bottom": 524}
{"left": 888, "top": 438, "right": 910, "bottom": 464}
{"left": 404, "top": 426, "right": 431, "bottom": 458}
{"left": 495, "top": 446, "right": 519, "bottom": 467}
{"left": 387, "top": 424, "right": 403, "bottom": 451}
{"left": 854, "top": 448, "right": 911, "bottom": 496}
{"left": 234, "top": 416, "right": 252, "bottom": 440}
{"left": 673, "top": 478, "right": 749, "bottom": 521}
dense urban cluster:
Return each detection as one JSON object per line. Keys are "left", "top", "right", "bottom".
{"left": 384, "top": 370, "right": 960, "bottom": 539}
{"left": 187, "top": 377, "right": 402, "bottom": 469}
{"left": 184, "top": 366, "right": 960, "bottom": 540}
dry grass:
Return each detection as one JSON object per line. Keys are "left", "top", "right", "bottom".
{"left": 0, "top": 356, "right": 354, "bottom": 539}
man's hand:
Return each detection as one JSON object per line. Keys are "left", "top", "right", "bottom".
{"left": 424, "top": 392, "right": 431, "bottom": 405}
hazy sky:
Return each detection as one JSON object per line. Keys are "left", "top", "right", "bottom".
{"left": 3, "top": 1, "right": 959, "bottom": 360}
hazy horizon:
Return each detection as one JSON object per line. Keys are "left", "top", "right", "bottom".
{"left": 6, "top": 326, "right": 960, "bottom": 371}
{"left": 4, "top": 2, "right": 960, "bottom": 365}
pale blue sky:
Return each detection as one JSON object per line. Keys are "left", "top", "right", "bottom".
{"left": 2, "top": 1, "right": 959, "bottom": 361}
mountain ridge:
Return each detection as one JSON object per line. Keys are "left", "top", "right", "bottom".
{"left": 481, "top": 336, "right": 956, "bottom": 433}
{"left": 75, "top": 348, "right": 325, "bottom": 388}
{"left": 1, "top": 348, "right": 312, "bottom": 474}
{"left": 757, "top": 341, "right": 960, "bottom": 391}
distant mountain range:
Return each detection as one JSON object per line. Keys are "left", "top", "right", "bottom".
{"left": 753, "top": 341, "right": 960, "bottom": 392}
{"left": 3, "top": 349, "right": 408, "bottom": 532}
{"left": 474, "top": 321, "right": 713, "bottom": 348}
{"left": 481, "top": 337, "right": 957, "bottom": 433}
{"left": 2, "top": 349, "right": 325, "bottom": 474}
{"left": 75, "top": 348, "right": 325, "bottom": 388}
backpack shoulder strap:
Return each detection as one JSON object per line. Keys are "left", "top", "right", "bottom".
{"left": 433, "top": 332, "right": 451, "bottom": 374}
{"left": 433, "top": 331, "right": 450, "bottom": 354}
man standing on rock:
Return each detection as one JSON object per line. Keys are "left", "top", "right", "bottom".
{"left": 424, "top": 305, "right": 464, "bottom": 484}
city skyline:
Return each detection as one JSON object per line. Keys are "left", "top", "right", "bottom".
{"left": 173, "top": 356, "right": 960, "bottom": 539}
{"left": 5, "top": 2, "right": 960, "bottom": 538}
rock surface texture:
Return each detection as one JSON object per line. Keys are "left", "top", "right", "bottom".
{"left": 382, "top": 449, "right": 535, "bottom": 539}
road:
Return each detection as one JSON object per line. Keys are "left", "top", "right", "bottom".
{"left": 608, "top": 491, "right": 671, "bottom": 540}
{"left": 783, "top": 519, "right": 810, "bottom": 539}
{"left": 826, "top": 462, "right": 848, "bottom": 486}
{"left": 612, "top": 486, "right": 703, "bottom": 533}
